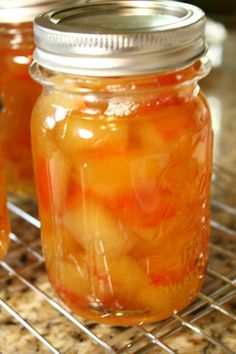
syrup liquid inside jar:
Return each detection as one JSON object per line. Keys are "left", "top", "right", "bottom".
{"left": 30, "top": 0, "right": 213, "bottom": 325}
{"left": 0, "top": 149, "right": 10, "bottom": 260}
{"left": 0, "top": 0, "right": 82, "bottom": 198}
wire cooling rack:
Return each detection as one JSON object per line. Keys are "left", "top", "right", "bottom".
{"left": 0, "top": 164, "right": 236, "bottom": 354}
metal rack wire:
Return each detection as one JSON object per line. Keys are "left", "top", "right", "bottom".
{"left": 0, "top": 164, "right": 236, "bottom": 354}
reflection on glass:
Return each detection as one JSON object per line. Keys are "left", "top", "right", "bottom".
{"left": 207, "top": 96, "right": 222, "bottom": 161}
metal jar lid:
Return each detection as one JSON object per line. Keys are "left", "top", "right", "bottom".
{"left": 0, "top": 0, "right": 84, "bottom": 24}
{"left": 33, "top": 0, "right": 207, "bottom": 77}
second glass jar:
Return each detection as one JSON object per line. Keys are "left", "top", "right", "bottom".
{"left": 0, "top": 22, "right": 40, "bottom": 197}
{"left": 0, "top": 0, "right": 81, "bottom": 197}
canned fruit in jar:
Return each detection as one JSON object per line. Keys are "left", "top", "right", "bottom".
{"left": 32, "top": 74, "right": 212, "bottom": 324}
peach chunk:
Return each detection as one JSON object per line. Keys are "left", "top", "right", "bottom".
{"left": 63, "top": 197, "right": 134, "bottom": 255}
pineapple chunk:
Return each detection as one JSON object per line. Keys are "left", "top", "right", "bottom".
{"left": 108, "top": 255, "right": 150, "bottom": 290}
{"left": 132, "top": 119, "right": 166, "bottom": 153}
{"left": 55, "top": 116, "right": 129, "bottom": 156}
{"left": 100, "top": 256, "right": 170, "bottom": 312}
{"left": 63, "top": 197, "right": 134, "bottom": 255}
{"left": 87, "top": 255, "right": 152, "bottom": 310}
{"left": 56, "top": 254, "right": 89, "bottom": 301}
{"left": 72, "top": 154, "right": 131, "bottom": 199}
{"left": 31, "top": 76, "right": 84, "bottom": 156}
{"left": 138, "top": 269, "right": 204, "bottom": 315}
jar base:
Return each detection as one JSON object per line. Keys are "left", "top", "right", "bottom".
{"left": 56, "top": 293, "right": 198, "bottom": 326}
{"left": 53, "top": 278, "right": 204, "bottom": 326}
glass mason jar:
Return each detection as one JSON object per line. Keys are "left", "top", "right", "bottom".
{"left": 30, "top": 1, "right": 213, "bottom": 325}
{"left": 0, "top": 0, "right": 81, "bottom": 198}
{"left": 0, "top": 149, "right": 10, "bottom": 260}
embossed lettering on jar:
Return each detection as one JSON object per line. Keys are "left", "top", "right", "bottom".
{"left": 30, "top": 0, "right": 213, "bottom": 325}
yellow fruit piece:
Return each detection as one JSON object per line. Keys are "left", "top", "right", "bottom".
{"left": 57, "top": 255, "right": 89, "bottom": 300}
{"left": 106, "top": 255, "right": 203, "bottom": 315}
{"left": 109, "top": 255, "right": 150, "bottom": 289}
{"left": 138, "top": 270, "right": 203, "bottom": 315}
{"left": 88, "top": 255, "right": 152, "bottom": 310}
{"left": 129, "top": 154, "right": 170, "bottom": 211}
{"left": 132, "top": 225, "right": 160, "bottom": 242}
{"left": 73, "top": 154, "right": 131, "bottom": 198}
{"left": 133, "top": 120, "right": 166, "bottom": 153}
{"left": 63, "top": 197, "right": 134, "bottom": 255}
{"left": 100, "top": 256, "right": 170, "bottom": 312}
{"left": 31, "top": 78, "right": 84, "bottom": 156}
{"left": 54, "top": 115, "right": 129, "bottom": 156}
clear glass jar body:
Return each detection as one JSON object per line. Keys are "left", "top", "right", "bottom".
{"left": 31, "top": 60, "right": 213, "bottom": 325}
{"left": 0, "top": 23, "right": 41, "bottom": 197}
{"left": 0, "top": 149, "right": 10, "bottom": 259}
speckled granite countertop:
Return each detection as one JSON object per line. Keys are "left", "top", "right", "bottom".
{"left": 0, "top": 30, "right": 236, "bottom": 354}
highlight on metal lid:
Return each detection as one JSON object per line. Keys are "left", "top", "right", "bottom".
{"left": 0, "top": 0, "right": 85, "bottom": 24}
{"left": 33, "top": 0, "right": 207, "bottom": 76}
